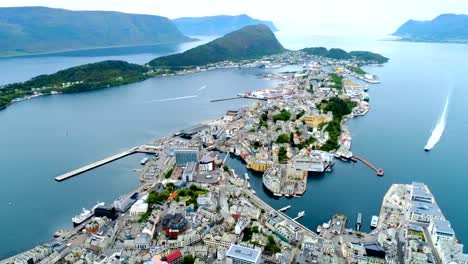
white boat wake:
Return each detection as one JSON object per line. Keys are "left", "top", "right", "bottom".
{"left": 197, "top": 85, "right": 207, "bottom": 91}
{"left": 425, "top": 94, "right": 450, "bottom": 151}
{"left": 149, "top": 95, "right": 198, "bottom": 102}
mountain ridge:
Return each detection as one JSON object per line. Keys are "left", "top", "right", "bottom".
{"left": 172, "top": 14, "right": 278, "bottom": 36}
{"left": 0, "top": 6, "right": 191, "bottom": 56}
{"left": 393, "top": 14, "right": 468, "bottom": 43}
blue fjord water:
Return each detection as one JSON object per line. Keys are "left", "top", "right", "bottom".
{"left": 1, "top": 34, "right": 468, "bottom": 258}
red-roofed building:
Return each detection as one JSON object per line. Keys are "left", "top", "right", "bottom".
{"left": 163, "top": 250, "right": 183, "bottom": 264}
{"left": 232, "top": 213, "right": 241, "bottom": 221}
{"left": 168, "top": 192, "right": 177, "bottom": 202}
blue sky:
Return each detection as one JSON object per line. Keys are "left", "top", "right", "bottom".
{"left": 2, "top": 0, "right": 468, "bottom": 36}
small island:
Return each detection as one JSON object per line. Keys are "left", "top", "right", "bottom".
{"left": 301, "top": 47, "right": 389, "bottom": 64}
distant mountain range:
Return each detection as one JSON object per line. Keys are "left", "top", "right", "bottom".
{"left": 149, "top": 24, "right": 285, "bottom": 68}
{"left": 0, "top": 7, "right": 191, "bottom": 56}
{"left": 172, "top": 14, "right": 278, "bottom": 36}
{"left": 393, "top": 14, "right": 468, "bottom": 43}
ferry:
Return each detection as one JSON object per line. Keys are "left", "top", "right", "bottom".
{"left": 72, "top": 208, "right": 92, "bottom": 227}
{"left": 140, "top": 157, "right": 149, "bottom": 165}
{"left": 72, "top": 202, "right": 104, "bottom": 227}
{"left": 279, "top": 205, "right": 291, "bottom": 212}
{"left": 370, "top": 215, "right": 379, "bottom": 229}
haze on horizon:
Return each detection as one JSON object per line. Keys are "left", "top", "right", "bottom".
{"left": 2, "top": 0, "right": 468, "bottom": 37}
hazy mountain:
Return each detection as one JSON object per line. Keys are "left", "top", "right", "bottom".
{"left": 172, "top": 14, "right": 278, "bottom": 36}
{"left": 0, "top": 7, "right": 191, "bottom": 56}
{"left": 393, "top": 14, "right": 468, "bottom": 43}
{"left": 149, "top": 24, "right": 285, "bottom": 68}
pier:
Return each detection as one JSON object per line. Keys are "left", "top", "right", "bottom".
{"left": 352, "top": 155, "right": 384, "bottom": 176}
{"left": 54, "top": 145, "right": 157, "bottom": 182}
{"left": 210, "top": 96, "right": 267, "bottom": 102}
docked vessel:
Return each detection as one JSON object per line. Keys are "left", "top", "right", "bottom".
{"left": 72, "top": 208, "right": 92, "bottom": 227}
{"left": 72, "top": 202, "right": 104, "bottom": 227}
{"left": 244, "top": 173, "right": 250, "bottom": 181}
{"left": 53, "top": 229, "right": 66, "bottom": 238}
{"left": 297, "top": 211, "right": 305, "bottom": 218}
{"left": 356, "top": 212, "right": 362, "bottom": 231}
{"left": 140, "top": 157, "right": 149, "bottom": 165}
{"left": 279, "top": 205, "right": 291, "bottom": 212}
{"left": 370, "top": 215, "right": 379, "bottom": 229}
{"left": 317, "top": 225, "right": 322, "bottom": 234}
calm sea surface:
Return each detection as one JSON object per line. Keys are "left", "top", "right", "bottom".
{"left": 1, "top": 33, "right": 468, "bottom": 258}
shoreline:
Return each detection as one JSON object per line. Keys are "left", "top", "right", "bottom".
{"left": 0, "top": 39, "right": 198, "bottom": 59}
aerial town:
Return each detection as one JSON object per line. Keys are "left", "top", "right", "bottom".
{"left": 4, "top": 51, "right": 467, "bottom": 264}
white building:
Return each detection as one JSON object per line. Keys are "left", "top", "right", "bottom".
{"left": 197, "top": 192, "right": 212, "bottom": 206}
{"left": 129, "top": 195, "right": 148, "bottom": 217}
{"left": 428, "top": 219, "right": 455, "bottom": 244}
{"left": 226, "top": 244, "right": 261, "bottom": 264}
{"left": 114, "top": 193, "right": 136, "bottom": 212}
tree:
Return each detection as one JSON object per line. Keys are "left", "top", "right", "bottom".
{"left": 276, "top": 134, "right": 290, "bottom": 144}
{"left": 183, "top": 255, "right": 195, "bottom": 264}
{"left": 278, "top": 147, "right": 288, "bottom": 163}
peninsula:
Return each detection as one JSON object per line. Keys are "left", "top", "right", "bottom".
{"left": 393, "top": 14, "right": 468, "bottom": 43}
{"left": 301, "top": 47, "right": 389, "bottom": 64}
{"left": 0, "top": 7, "right": 191, "bottom": 57}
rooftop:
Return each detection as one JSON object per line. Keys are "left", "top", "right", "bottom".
{"left": 226, "top": 244, "right": 261, "bottom": 263}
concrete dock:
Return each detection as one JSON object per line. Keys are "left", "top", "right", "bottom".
{"left": 54, "top": 145, "right": 158, "bottom": 182}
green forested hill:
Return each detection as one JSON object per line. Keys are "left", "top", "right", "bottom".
{"left": 149, "top": 24, "right": 285, "bottom": 68}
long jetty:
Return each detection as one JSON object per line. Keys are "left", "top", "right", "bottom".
{"left": 54, "top": 145, "right": 157, "bottom": 182}
{"left": 352, "top": 155, "right": 384, "bottom": 176}
{"left": 210, "top": 96, "right": 267, "bottom": 102}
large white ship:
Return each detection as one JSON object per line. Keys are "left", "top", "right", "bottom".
{"left": 72, "top": 202, "right": 104, "bottom": 226}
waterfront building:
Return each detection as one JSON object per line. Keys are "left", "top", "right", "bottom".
{"left": 226, "top": 244, "right": 262, "bottom": 264}
{"left": 130, "top": 195, "right": 149, "bottom": 217}
{"left": 114, "top": 192, "right": 137, "bottom": 212}
{"left": 93, "top": 205, "right": 117, "bottom": 221}
{"left": 436, "top": 239, "right": 468, "bottom": 264}
{"left": 175, "top": 148, "right": 199, "bottom": 167}
{"left": 411, "top": 182, "right": 435, "bottom": 203}
{"left": 428, "top": 219, "right": 455, "bottom": 244}
{"left": 162, "top": 213, "right": 188, "bottom": 239}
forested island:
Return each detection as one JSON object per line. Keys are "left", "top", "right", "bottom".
{"left": 301, "top": 47, "right": 389, "bottom": 64}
